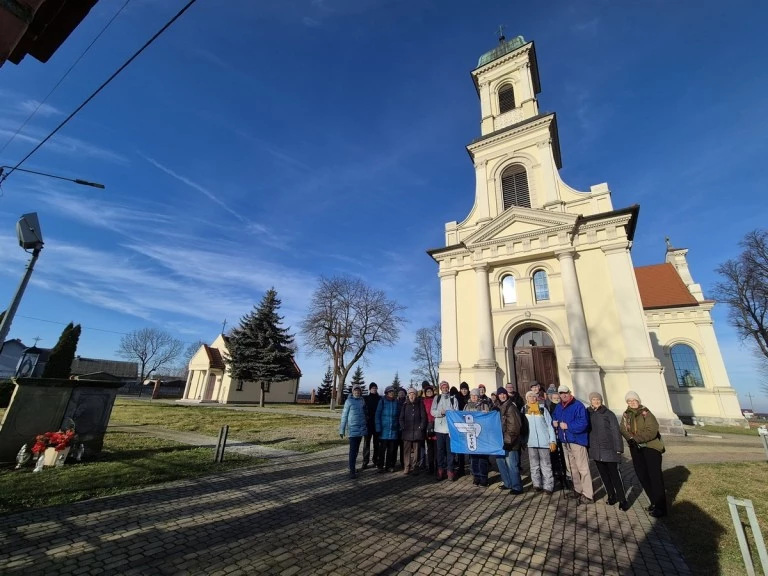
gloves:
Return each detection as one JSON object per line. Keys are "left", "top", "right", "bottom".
{"left": 627, "top": 438, "right": 638, "bottom": 449}
{"left": 339, "top": 434, "right": 344, "bottom": 439}
{"left": 549, "top": 442, "right": 557, "bottom": 453}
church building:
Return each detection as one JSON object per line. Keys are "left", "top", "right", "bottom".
{"left": 427, "top": 35, "right": 743, "bottom": 430}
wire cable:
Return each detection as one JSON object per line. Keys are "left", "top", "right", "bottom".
{"left": 0, "top": 0, "right": 199, "bottom": 184}
{"left": 0, "top": 0, "right": 132, "bottom": 157}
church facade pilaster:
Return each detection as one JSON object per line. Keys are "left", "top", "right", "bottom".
{"left": 555, "top": 249, "right": 601, "bottom": 396}
{"left": 438, "top": 269, "right": 461, "bottom": 383}
{"left": 601, "top": 243, "right": 676, "bottom": 417}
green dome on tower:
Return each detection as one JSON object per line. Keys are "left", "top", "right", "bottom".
{"left": 477, "top": 35, "right": 526, "bottom": 67}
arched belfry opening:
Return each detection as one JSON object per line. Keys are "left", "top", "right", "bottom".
{"left": 507, "top": 327, "right": 559, "bottom": 394}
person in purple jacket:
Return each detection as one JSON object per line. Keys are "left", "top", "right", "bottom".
{"left": 552, "top": 384, "right": 593, "bottom": 504}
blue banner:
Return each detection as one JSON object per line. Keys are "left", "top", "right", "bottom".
{"left": 447, "top": 410, "right": 505, "bottom": 456}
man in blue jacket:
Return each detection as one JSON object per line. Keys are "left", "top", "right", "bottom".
{"left": 552, "top": 384, "right": 594, "bottom": 503}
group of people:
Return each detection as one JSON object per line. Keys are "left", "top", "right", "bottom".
{"left": 339, "top": 379, "right": 667, "bottom": 517}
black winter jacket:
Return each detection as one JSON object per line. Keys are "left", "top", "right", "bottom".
{"left": 399, "top": 397, "right": 427, "bottom": 441}
{"left": 364, "top": 393, "right": 381, "bottom": 432}
{"left": 588, "top": 405, "right": 624, "bottom": 463}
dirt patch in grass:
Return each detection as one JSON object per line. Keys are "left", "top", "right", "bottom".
{"left": 664, "top": 461, "right": 768, "bottom": 575}
{"left": 0, "top": 432, "right": 258, "bottom": 514}
{"left": 111, "top": 399, "right": 344, "bottom": 453}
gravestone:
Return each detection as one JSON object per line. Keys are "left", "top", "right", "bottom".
{"left": 0, "top": 377, "right": 122, "bottom": 464}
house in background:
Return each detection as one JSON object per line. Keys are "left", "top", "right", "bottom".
{"left": 182, "top": 334, "right": 301, "bottom": 404}
{"left": 0, "top": 339, "right": 27, "bottom": 378}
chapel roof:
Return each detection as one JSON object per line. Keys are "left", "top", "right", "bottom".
{"left": 634, "top": 263, "right": 699, "bottom": 309}
{"left": 477, "top": 35, "right": 527, "bottom": 67}
{"left": 204, "top": 344, "right": 226, "bottom": 370}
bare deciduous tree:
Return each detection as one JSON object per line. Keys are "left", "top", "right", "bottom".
{"left": 117, "top": 328, "right": 184, "bottom": 384}
{"left": 713, "top": 229, "right": 768, "bottom": 394}
{"left": 301, "top": 276, "right": 406, "bottom": 408}
{"left": 411, "top": 322, "right": 441, "bottom": 387}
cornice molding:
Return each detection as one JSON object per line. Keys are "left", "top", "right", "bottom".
{"left": 467, "top": 115, "right": 553, "bottom": 153}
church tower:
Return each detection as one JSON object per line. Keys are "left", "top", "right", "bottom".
{"left": 429, "top": 34, "right": 686, "bottom": 426}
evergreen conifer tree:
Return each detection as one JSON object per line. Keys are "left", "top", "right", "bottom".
{"left": 316, "top": 366, "right": 333, "bottom": 404}
{"left": 350, "top": 365, "right": 365, "bottom": 396}
{"left": 226, "top": 288, "right": 295, "bottom": 407}
{"left": 42, "top": 323, "right": 82, "bottom": 379}
{"left": 391, "top": 371, "right": 401, "bottom": 390}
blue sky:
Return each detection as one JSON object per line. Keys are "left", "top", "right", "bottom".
{"left": 0, "top": 0, "right": 766, "bottom": 409}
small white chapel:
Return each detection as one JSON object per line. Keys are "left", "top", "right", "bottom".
{"left": 428, "top": 34, "right": 744, "bottom": 430}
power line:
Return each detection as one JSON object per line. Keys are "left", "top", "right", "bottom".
{"left": 0, "top": 0, "right": 200, "bottom": 183}
{"left": 15, "top": 314, "right": 205, "bottom": 345}
{"left": 0, "top": 0, "right": 132, "bottom": 156}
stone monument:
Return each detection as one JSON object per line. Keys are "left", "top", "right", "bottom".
{"left": 0, "top": 377, "right": 122, "bottom": 464}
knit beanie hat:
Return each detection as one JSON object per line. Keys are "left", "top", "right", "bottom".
{"left": 625, "top": 390, "right": 641, "bottom": 403}
{"left": 352, "top": 384, "right": 362, "bottom": 393}
{"left": 421, "top": 380, "right": 431, "bottom": 390}
{"left": 439, "top": 381, "right": 450, "bottom": 392}
{"left": 369, "top": 382, "right": 378, "bottom": 390}
{"left": 470, "top": 388, "right": 480, "bottom": 396}
{"left": 588, "top": 392, "right": 603, "bottom": 402}
{"left": 546, "top": 385, "right": 557, "bottom": 395}
{"left": 384, "top": 386, "right": 395, "bottom": 395}
{"left": 407, "top": 387, "right": 417, "bottom": 395}
{"left": 460, "top": 382, "right": 469, "bottom": 391}
{"left": 496, "top": 387, "right": 508, "bottom": 396}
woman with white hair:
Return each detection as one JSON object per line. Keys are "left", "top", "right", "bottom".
{"left": 523, "top": 390, "right": 556, "bottom": 493}
{"left": 620, "top": 390, "right": 667, "bottom": 517}
{"left": 588, "top": 392, "right": 628, "bottom": 511}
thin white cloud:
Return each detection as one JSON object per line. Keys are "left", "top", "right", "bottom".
{"left": 16, "top": 99, "right": 63, "bottom": 117}
{"left": 0, "top": 119, "right": 128, "bottom": 164}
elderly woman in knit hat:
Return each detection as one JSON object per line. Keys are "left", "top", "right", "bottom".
{"left": 399, "top": 387, "right": 427, "bottom": 475}
{"left": 431, "top": 380, "right": 460, "bottom": 480}
{"left": 620, "top": 390, "right": 667, "bottom": 517}
{"left": 523, "top": 390, "right": 557, "bottom": 494}
{"left": 588, "top": 392, "right": 628, "bottom": 510}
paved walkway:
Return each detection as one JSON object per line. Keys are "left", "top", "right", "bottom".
{"left": 0, "top": 455, "right": 691, "bottom": 575}
{"left": 1, "top": 425, "right": 763, "bottom": 575}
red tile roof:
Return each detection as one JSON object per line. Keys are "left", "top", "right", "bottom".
{"left": 204, "top": 345, "right": 225, "bottom": 369}
{"left": 634, "top": 263, "right": 699, "bottom": 309}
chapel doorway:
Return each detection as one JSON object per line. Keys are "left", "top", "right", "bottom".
{"left": 510, "top": 328, "right": 559, "bottom": 394}
{"left": 203, "top": 373, "right": 216, "bottom": 401}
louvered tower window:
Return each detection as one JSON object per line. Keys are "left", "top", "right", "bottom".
{"left": 501, "top": 164, "right": 530, "bottom": 209}
{"left": 498, "top": 84, "right": 516, "bottom": 113}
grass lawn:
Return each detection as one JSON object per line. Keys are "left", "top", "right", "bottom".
{"left": 664, "top": 461, "right": 768, "bottom": 576}
{"left": 691, "top": 424, "right": 761, "bottom": 436}
{"left": 0, "top": 431, "right": 258, "bottom": 514}
{"left": 111, "top": 399, "right": 344, "bottom": 453}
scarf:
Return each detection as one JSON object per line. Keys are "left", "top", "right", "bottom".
{"left": 527, "top": 401, "right": 541, "bottom": 415}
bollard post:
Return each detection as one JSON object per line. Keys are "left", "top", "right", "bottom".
{"left": 214, "top": 425, "right": 229, "bottom": 463}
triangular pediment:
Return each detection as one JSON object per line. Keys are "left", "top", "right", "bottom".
{"left": 463, "top": 207, "right": 578, "bottom": 247}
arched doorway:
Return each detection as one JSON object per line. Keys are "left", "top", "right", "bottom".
{"left": 509, "top": 328, "right": 559, "bottom": 394}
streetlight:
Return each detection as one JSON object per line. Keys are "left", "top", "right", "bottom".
{"left": 0, "top": 166, "right": 105, "bottom": 355}
{"left": 0, "top": 166, "right": 105, "bottom": 189}
{"left": 0, "top": 213, "right": 44, "bottom": 355}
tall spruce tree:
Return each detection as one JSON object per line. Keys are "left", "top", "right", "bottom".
{"left": 391, "top": 371, "right": 401, "bottom": 390}
{"left": 226, "top": 288, "right": 295, "bottom": 407}
{"left": 316, "top": 366, "right": 333, "bottom": 404}
{"left": 42, "top": 322, "right": 82, "bottom": 379}
{"left": 350, "top": 365, "right": 365, "bottom": 395}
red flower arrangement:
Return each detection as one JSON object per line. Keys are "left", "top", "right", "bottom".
{"left": 31, "top": 429, "right": 76, "bottom": 454}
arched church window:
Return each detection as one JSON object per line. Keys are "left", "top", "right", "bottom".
{"left": 501, "top": 275, "right": 517, "bottom": 305}
{"left": 532, "top": 270, "right": 549, "bottom": 302}
{"left": 501, "top": 164, "right": 530, "bottom": 210}
{"left": 670, "top": 344, "right": 705, "bottom": 387}
{"left": 498, "top": 84, "right": 516, "bottom": 114}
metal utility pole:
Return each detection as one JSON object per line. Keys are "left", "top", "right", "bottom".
{"left": 0, "top": 213, "right": 43, "bottom": 355}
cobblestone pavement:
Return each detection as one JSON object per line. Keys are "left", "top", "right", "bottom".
{"left": 0, "top": 446, "right": 690, "bottom": 576}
